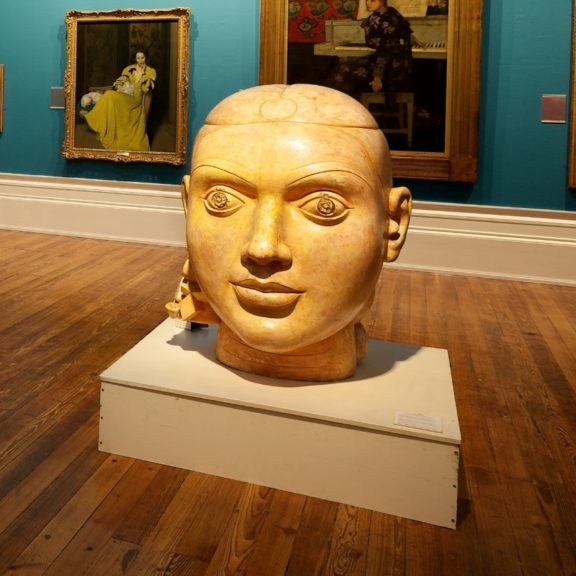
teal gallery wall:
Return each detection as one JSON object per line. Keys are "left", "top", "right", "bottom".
{"left": 0, "top": 0, "right": 574, "bottom": 211}
{"left": 0, "top": 0, "right": 259, "bottom": 185}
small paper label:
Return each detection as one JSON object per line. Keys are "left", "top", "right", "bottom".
{"left": 394, "top": 411, "right": 443, "bottom": 433}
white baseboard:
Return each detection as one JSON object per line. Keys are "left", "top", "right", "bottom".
{"left": 1, "top": 173, "right": 575, "bottom": 286}
{"left": 0, "top": 173, "right": 185, "bottom": 246}
{"left": 393, "top": 202, "right": 576, "bottom": 286}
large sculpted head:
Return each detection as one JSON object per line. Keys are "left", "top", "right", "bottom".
{"left": 172, "top": 84, "right": 411, "bottom": 381}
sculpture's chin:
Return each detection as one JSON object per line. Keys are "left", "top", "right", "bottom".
{"left": 222, "top": 320, "right": 345, "bottom": 355}
{"left": 215, "top": 322, "right": 361, "bottom": 382}
{"left": 213, "top": 292, "right": 374, "bottom": 356}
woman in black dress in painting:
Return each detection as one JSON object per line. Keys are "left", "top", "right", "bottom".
{"left": 330, "top": 0, "right": 417, "bottom": 95}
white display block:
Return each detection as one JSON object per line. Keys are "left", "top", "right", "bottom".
{"left": 99, "top": 319, "right": 461, "bottom": 528}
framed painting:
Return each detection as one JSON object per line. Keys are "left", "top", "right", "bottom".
{"left": 0, "top": 64, "right": 4, "bottom": 133}
{"left": 260, "top": 0, "right": 483, "bottom": 181}
{"left": 62, "top": 8, "right": 190, "bottom": 164}
{"left": 569, "top": 0, "right": 576, "bottom": 187}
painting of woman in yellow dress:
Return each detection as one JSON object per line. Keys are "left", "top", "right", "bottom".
{"left": 84, "top": 49, "right": 156, "bottom": 151}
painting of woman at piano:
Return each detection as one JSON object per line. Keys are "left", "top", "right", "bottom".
{"left": 329, "top": 0, "right": 420, "bottom": 95}
{"left": 286, "top": 0, "right": 449, "bottom": 152}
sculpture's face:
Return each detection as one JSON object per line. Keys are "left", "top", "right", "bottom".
{"left": 186, "top": 122, "right": 387, "bottom": 353}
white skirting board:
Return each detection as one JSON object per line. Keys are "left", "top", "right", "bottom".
{"left": 1, "top": 173, "right": 575, "bottom": 285}
{"left": 99, "top": 319, "right": 461, "bottom": 529}
{"left": 0, "top": 173, "right": 185, "bottom": 246}
{"left": 393, "top": 201, "right": 576, "bottom": 286}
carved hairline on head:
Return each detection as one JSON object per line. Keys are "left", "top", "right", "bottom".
{"left": 195, "top": 84, "right": 393, "bottom": 190}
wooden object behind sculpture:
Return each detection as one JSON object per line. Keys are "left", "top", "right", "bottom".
{"left": 167, "top": 84, "right": 411, "bottom": 381}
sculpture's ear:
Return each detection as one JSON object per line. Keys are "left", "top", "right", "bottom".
{"left": 384, "top": 186, "right": 412, "bottom": 263}
{"left": 181, "top": 175, "right": 190, "bottom": 217}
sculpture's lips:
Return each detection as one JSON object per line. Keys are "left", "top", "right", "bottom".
{"left": 231, "top": 280, "right": 302, "bottom": 310}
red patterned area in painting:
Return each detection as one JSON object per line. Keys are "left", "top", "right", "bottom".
{"left": 288, "top": 0, "right": 359, "bottom": 43}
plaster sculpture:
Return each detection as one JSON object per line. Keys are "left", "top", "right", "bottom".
{"left": 166, "top": 84, "right": 411, "bottom": 381}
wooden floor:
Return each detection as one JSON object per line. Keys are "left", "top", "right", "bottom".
{"left": 0, "top": 229, "right": 575, "bottom": 576}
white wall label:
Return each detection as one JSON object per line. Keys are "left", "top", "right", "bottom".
{"left": 394, "top": 411, "right": 443, "bottom": 433}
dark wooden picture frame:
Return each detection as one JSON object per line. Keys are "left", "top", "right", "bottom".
{"left": 569, "top": 0, "right": 576, "bottom": 187}
{"left": 259, "top": 0, "right": 483, "bottom": 182}
{"left": 0, "top": 64, "right": 4, "bottom": 134}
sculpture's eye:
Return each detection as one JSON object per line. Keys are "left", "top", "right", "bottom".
{"left": 296, "top": 192, "right": 351, "bottom": 225}
{"left": 204, "top": 187, "right": 245, "bottom": 216}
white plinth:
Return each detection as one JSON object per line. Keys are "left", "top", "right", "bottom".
{"left": 99, "top": 319, "right": 461, "bottom": 528}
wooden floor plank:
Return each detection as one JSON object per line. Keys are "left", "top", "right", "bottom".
{"left": 170, "top": 474, "right": 245, "bottom": 568}
{"left": 0, "top": 411, "right": 100, "bottom": 536}
{"left": 439, "top": 513, "right": 483, "bottom": 576}
{"left": 123, "top": 473, "right": 220, "bottom": 576}
{"left": 284, "top": 497, "right": 339, "bottom": 576}
{"left": 242, "top": 489, "right": 307, "bottom": 575}
{"left": 0, "top": 432, "right": 108, "bottom": 573}
{"left": 113, "top": 465, "right": 190, "bottom": 546}
{"left": 323, "top": 504, "right": 372, "bottom": 576}
{"left": 4, "top": 454, "right": 133, "bottom": 575}
{"left": 203, "top": 484, "right": 276, "bottom": 576}
{"left": 81, "top": 538, "right": 141, "bottom": 576}
{"left": 365, "top": 514, "right": 406, "bottom": 576}
{"left": 404, "top": 523, "right": 445, "bottom": 576}
{"left": 0, "top": 376, "right": 97, "bottom": 473}
{"left": 42, "top": 460, "right": 162, "bottom": 576}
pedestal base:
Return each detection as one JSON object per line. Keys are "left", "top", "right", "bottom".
{"left": 99, "top": 320, "right": 461, "bottom": 528}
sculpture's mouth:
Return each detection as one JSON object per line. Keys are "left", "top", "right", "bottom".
{"left": 231, "top": 280, "right": 303, "bottom": 315}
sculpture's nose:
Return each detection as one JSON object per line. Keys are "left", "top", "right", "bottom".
{"left": 241, "top": 197, "right": 292, "bottom": 272}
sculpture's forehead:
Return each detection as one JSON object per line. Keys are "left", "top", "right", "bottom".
{"left": 192, "top": 122, "right": 382, "bottom": 183}
{"left": 204, "top": 84, "right": 379, "bottom": 129}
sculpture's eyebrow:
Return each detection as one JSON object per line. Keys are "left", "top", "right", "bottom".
{"left": 191, "top": 161, "right": 256, "bottom": 189}
{"left": 286, "top": 163, "right": 373, "bottom": 188}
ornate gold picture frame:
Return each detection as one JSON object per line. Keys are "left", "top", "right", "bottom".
{"left": 260, "top": 0, "right": 483, "bottom": 182}
{"left": 0, "top": 64, "right": 4, "bottom": 133}
{"left": 63, "top": 8, "right": 190, "bottom": 164}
